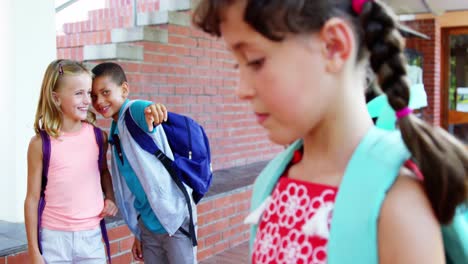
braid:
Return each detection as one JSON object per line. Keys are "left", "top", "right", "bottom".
{"left": 361, "top": 2, "right": 409, "bottom": 110}
{"left": 361, "top": 1, "right": 468, "bottom": 224}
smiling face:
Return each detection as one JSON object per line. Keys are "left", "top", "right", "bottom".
{"left": 91, "top": 75, "right": 128, "bottom": 121}
{"left": 219, "top": 0, "right": 338, "bottom": 145}
{"left": 53, "top": 73, "right": 92, "bottom": 123}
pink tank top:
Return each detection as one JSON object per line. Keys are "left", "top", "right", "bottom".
{"left": 41, "top": 123, "right": 104, "bottom": 231}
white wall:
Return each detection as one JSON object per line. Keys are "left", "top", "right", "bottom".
{"left": 0, "top": 0, "right": 15, "bottom": 221}
{"left": 0, "top": 0, "right": 56, "bottom": 222}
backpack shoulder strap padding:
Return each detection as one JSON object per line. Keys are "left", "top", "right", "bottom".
{"left": 442, "top": 207, "right": 468, "bottom": 263}
{"left": 327, "top": 127, "right": 410, "bottom": 264}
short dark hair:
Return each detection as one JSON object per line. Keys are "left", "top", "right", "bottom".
{"left": 92, "top": 62, "right": 127, "bottom": 85}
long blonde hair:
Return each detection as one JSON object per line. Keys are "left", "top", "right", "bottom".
{"left": 34, "top": 59, "right": 95, "bottom": 138}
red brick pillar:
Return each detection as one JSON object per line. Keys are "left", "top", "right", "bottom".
{"left": 404, "top": 19, "right": 442, "bottom": 126}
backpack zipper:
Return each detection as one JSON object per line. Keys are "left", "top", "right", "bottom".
{"left": 184, "top": 116, "right": 192, "bottom": 159}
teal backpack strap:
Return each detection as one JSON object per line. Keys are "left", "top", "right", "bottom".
{"left": 248, "top": 140, "right": 303, "bottom": 249}
{"left": 327, "top": 127, "right": 410, "bottom": 264}
{"left": 443, "top": 206, "right": 468, "bottom": 264}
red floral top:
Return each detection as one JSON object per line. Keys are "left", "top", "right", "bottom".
{"left": 252, "top": 151, "right": 338, "bottom": 264}
{"left": 251, "top": 150, "right": 423, "bottom": 264}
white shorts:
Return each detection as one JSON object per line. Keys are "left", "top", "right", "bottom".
{"left": 40, "top": 227, "right": 106, "bottom": 264}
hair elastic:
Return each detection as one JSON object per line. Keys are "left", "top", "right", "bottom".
{"left": 396, "top": 107, "right": 412, "bottom": 119}
{"left": 352, "top": 0, "right": 372, "bottom": 14}
{"left": 404, "top": 160, "right": 424, "bottom": 181}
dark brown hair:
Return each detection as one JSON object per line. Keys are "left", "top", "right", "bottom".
{"left": 92, "top": 62, "right": 128, "bottom": 85}
{"left": 193, "top": 0, "right": 467, "bottom": 223}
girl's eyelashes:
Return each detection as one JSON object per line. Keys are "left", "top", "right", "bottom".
{"left": 247, "top": 58, "right": 265, "bottom": 70}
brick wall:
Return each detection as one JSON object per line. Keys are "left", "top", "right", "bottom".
{"left": 196, "top": 188, "right": 252, "bottom": 261}
{"left": 0, "top": 188, "right": 252, "bottom": 263}
{"left": 57, "top": 0, "right": 282, "bottom": 171}
{"left": 404, "top": 19, "right": 442, "bottom": 126}
{"left": 106, "top": 25, "right": 282, "bottom": 170}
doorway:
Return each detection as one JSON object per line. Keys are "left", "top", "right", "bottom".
{"left": 442, "top": 27, "right": 468, "bottom": 143}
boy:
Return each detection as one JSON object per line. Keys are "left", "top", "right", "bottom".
{"left": 91, "top": 62, "right": 196, "bottom": 263}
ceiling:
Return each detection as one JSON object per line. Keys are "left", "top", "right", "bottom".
{"left": 384, "top": 0, "right": 468, "bottom": 15}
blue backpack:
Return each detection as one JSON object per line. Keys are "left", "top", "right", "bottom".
{"left": 124, "top": 109, "right": 213, "bottom": 246}
{"left": 38, "top": 127, "right": 112, "bottom": 263}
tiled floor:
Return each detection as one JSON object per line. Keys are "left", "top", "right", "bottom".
{"left": 200, "top": 242, "right": 249, "bottom": 264}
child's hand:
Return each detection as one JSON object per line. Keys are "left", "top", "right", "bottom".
{"left": 99, "top": 198, "right": 118, "bottom": 218}
{"left": 132, "top": 237, "right": 144, "bottom": 261}
{"left": 145, "top": 103, "right": 168, "bottom": 131}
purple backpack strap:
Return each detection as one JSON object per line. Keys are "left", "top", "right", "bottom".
{"left": 93, "top": 126, "right": 105, "bottom": 172}
{"left": 93, "top": 126, "right": 112, "bottom": 264}
{"left": 37, "top": 130, "right": 50, "bottom": 254}
{"left": 100, "top": 220, "right": 111, "bottom": 264}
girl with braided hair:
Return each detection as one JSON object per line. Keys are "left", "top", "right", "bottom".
{"left": 193, "top": 0, "right": 467, "bottom": 263}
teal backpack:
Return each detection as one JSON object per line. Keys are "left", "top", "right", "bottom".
{"left": 249, "top": 127, "right": 467, "bottom": 263}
